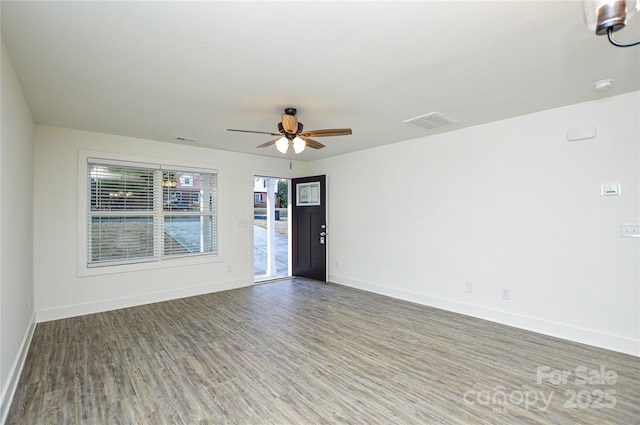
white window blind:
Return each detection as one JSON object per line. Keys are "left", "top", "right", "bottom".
{"left": 87, "top": 160, "right": 217, "bottom": 267}
{"left": 161, "top": 170, "right": 217, "bottom": 257}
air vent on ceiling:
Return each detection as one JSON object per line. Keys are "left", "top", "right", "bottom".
{"left": 403, "top": 112, "right": 457, "bottom": 131}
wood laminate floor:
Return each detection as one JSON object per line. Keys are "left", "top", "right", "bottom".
{"left": 6, "top": 278, "right": 640, "bottom": 424}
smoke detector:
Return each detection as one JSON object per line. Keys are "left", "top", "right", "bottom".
{"left": 593, "top": 79, "right": 614, "bottom": 91}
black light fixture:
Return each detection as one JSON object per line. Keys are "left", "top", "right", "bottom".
{"left": 584, "top": 0, "right": 640, "bottom": 46}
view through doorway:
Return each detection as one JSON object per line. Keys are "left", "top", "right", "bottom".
{"left": 254, "top": 176, "right": 290, "bottom": 282}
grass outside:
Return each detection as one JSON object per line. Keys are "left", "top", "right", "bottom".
{"left": 254, "top": 220, "right": 288, "bottom": 235}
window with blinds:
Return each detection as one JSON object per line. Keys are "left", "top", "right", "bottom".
{"left": 87, "top": 160, "right": 217, "bottom": 267}
{"left": 161, "top": 170, "right": 217, "bottom": 257}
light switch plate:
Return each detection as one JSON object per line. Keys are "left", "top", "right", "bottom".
{"left": 621, "top": 224, "right": 640, "bottom": 238}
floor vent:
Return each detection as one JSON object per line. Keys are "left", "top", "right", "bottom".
{"left": 403, "top": 112, "right": 457, "bottom": 131}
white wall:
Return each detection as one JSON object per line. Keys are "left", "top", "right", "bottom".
{"left": 1, "top": 38, "right": 35, "bottom": 422}
{"left": 33, "top": 125, "right": 312, "bottom": 319}
{"left": 312, "top": 92, "right": 640, "bottom": 356}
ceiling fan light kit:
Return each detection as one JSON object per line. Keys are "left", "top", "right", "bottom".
{"left": 274, "top": 135, "right": 306, "bottom": 154}
{"left": 275, "top": 137, "right": 289, "bottom": 154}
{"left": 228, "top": 107, "right": 352, "bottom": 155}
{"left": 583, "top": 0, "right": 640, "bottom": 46}
{"left": 293, "top": 137, "right": 306, "bottom": 154}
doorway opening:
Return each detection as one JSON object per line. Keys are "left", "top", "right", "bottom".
{"left": 253, "top": 176, "right": 291, "bottom": 282}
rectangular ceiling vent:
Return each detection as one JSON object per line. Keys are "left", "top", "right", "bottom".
{"left": 403, "top": 112, "right": 457, "bottom": 131}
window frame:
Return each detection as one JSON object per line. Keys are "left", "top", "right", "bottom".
{"left": 78, "top": 150, "right": 222, "bottom": 277}
{"left": 160, "top": 168, "right": 217, "bottom": 259}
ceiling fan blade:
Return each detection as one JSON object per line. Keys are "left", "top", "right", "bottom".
{"left": 300, "top": 136, "right": 325, "bottom": 149}
{"left": 281, "top": 114, "right": 298, "bottom": 134}
{"left": 300, "top": 128, "right": 352, "bottom": 137}
{"left": 227, "top": 129, "right": 280, "bottom": 136}
{"left": 256, "top": 138, "right": 280, "bottom": 148}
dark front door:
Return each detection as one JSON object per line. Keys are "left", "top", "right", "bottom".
{"left": 292, "top": 175, "right": 327, "bottom": 281}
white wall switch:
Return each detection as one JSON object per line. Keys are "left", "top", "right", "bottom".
{"left": 621, "top": 224, "right": 640, "bottom": 238}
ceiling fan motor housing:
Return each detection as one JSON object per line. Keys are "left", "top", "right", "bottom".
{"left": 596, "top": 1, "right": 627, "bottom": 34}
{"left": 281, "top": 108, "right": 302, "bottom": 135}
{"left": 278, "top": 122, "right": 303, "bottom": 138}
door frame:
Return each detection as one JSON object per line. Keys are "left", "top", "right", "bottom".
{"left": 291, "top": 174, "right": 328, "bottom": 282}
{"left": 251, "top": 174, "right": 292, "bottom": 282}
{"left": 249, "top": 170, "right": 328, "bottom": 283}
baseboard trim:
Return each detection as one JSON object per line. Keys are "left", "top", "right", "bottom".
{"left": 329, "top": 274, "right": 639, "bottom": 357}
{"left": 36, "top": 278, "right": 253, "bottom": 323}
{"left": 1, "top": 311, "right": 37, "bottom": 425}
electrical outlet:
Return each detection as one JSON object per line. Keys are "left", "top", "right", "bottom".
{"left": 621, "top": 224, "right": 640, "bottom": 238}
{"left": 466, "top": 282, "right": 473, "bottom": 293}
{"left": 501, "top": 288, "right": 511, "bottom": 300}
{"left": 335, "top": 260, "right": 340, "bottom": 269}
{"left": 227, "top": 265, "right": 232, "bottom": 273}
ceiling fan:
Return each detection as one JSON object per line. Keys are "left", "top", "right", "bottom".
{"left": 227, "top": 107, "right": 352, "bottom": 154}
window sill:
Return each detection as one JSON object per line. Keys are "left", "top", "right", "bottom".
{"left": 78, "top": 253, "right": 222, "bottom": 277}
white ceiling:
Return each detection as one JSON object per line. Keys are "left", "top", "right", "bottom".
{"left": 2, "top": 1, "right": 639, "bottom": 161}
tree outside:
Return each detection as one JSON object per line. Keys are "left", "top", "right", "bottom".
{"left": 276, "top": 179, "right": 288, "bottom": 208}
